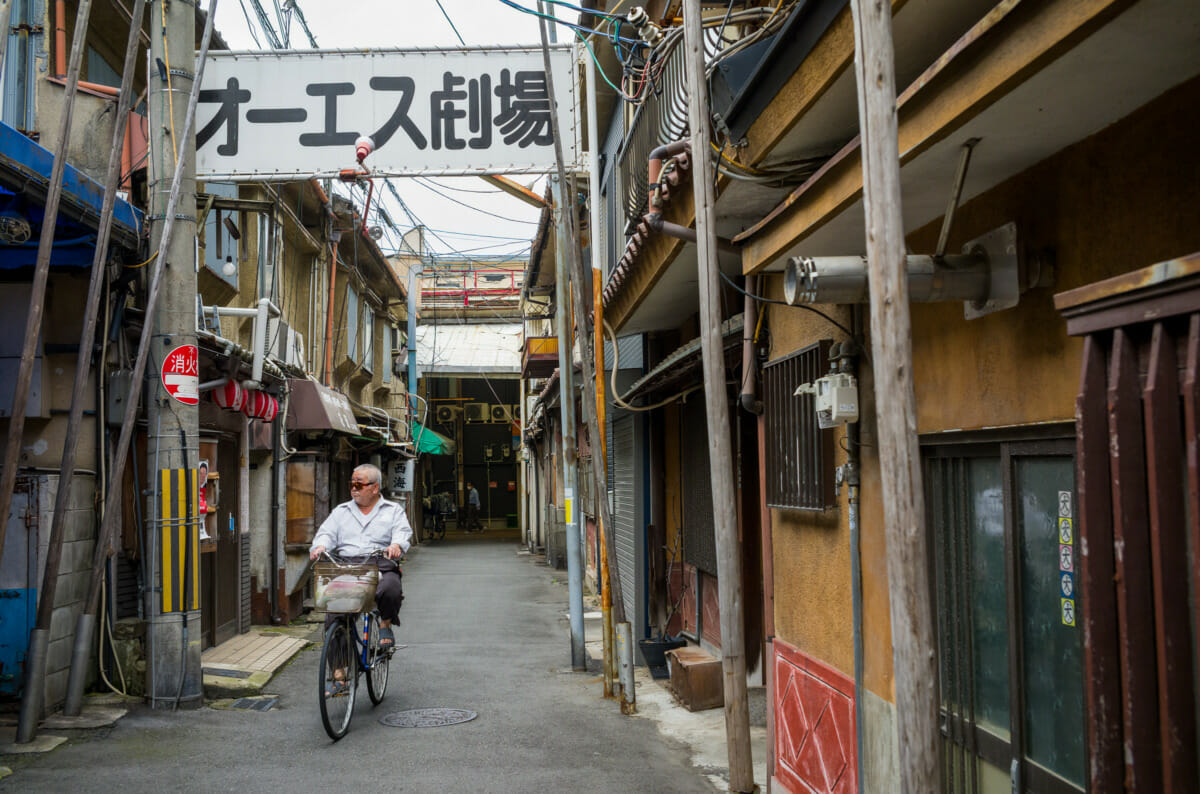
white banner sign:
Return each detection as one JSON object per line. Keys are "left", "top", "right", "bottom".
{"left": 195, "top": 46, "right": 579, "bottom": 180}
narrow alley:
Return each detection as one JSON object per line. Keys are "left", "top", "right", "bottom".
{"left": 0, "top": 537, "right": 737, "bottom": 792}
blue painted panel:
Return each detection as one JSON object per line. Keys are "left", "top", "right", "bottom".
{"left": 0, "top": 587, "right": 35, "bottom": 696}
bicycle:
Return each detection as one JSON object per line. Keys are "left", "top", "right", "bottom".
{"left": 313, "top": 551, "right": 395, "bottom": 740}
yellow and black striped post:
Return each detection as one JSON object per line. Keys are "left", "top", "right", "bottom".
{"left": 158, "top": 468, "right": 200, "bottom": 612}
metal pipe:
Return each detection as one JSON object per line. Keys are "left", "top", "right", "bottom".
{"left": 0, "top": 0, "right": 95, "bottom": 575}
{"left": 784, "top": 253, "right": 988, "bottom": 305}
{"left": 18, "top": 0, "right": 145, "bottom": 734}
{"left": 323, "top": 234, "right": 339, "bottom": 385}
{"left": 644, "top": 213, "right": 739, "bottom": 255}
{"left": 54, "top": 0, "right": 65, "bottom": 77}
{"left": 683, "top": 0, "right": 753, "bottom": 787}
{"left": 549, "top": 174, "right": 585, "bottom": 671}
{"left": 739, "top": 276, "right": 761, "bottom": 415}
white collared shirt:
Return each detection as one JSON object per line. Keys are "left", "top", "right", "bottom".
{"left": 311, "top": 497, "right": 413, "bottom": 558}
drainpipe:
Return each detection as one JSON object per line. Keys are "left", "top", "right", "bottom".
{"left": 644, "top": 140, "right": 739, "bottom": 254}
{"left": 739, "top": 276, "right": 762, "bottom": 416}
{"left": 323, "top": 230, "right": 341, "bottom": 385}
{"left": 842, "top": 307, "right": 865, "bottom": 790}
{"left": 269, "top": 406, "right": 282, "bottom": 623}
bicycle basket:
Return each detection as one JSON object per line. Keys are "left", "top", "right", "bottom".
{"left": 313, "top": 562, "right": 379, "bottom": 613}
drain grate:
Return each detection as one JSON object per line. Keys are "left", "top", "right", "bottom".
{"left": 203, "top": 668, "right": 253, "bottom": 679}
{"left": 229, "top": 697, "right": 278, "bottom": 711}
{"left": 379, "top": 708, "right": 478, "bottom": 728}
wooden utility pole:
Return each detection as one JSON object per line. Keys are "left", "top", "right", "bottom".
{"left": 848, "top": 0, "right": 939, "bottom": 791}
{"left": 681, "top": 1, "right": 754, "bottom": 790}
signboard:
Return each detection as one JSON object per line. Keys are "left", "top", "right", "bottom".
{"left": 161, "top": 344, "right": 199, "bottom": 405}
{"left": 388, "top": 459, "right": 415, "bottom": 494}
{"left": 196, "top": 46, "right": 580, "bottom": 180}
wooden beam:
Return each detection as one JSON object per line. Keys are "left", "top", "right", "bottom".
{"left": 848, "top": 0, "right": 938, "bottom": 791}
{"left": 479, "top": 175, "right": 548, "bottom": 209}
{"left": 742, "top": 0, "right": 1134, "bottom": 274}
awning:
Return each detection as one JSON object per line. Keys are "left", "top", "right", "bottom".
{"left": 619, "top": 313, "right": 744, "bottom": 405}
{"left": 411, "top": 421, "right": 455, "bottom": 455}
{"left": 286, "top": 378, "right": 359, "bottom": 435}
{"left": 0, "top": 121, "right": 142, "bottom": 264}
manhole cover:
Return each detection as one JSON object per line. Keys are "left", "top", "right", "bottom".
{"left": 229, "top": 697, "right": 278, "bottom": 712}
{"left": 379, "top": 708, "right": 478, "bottom": 728}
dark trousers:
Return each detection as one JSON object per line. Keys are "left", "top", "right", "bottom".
{"left": 466, "top": 503, "right": 481, "bottom": 529}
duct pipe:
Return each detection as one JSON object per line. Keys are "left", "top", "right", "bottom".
{"left": 647, "top": 141, "right": 689, "bottom": 217}
{"left": 739, "top": 275, "right": 762, "bottom": 416}
{"left": 643, "top": 213, "right": 739, "bottom": 255}
{"left": 322, "top": 231, "right": 341, "bottom": 385}
{"left": 784, "top": 253, "right": 987, "bottom": 305}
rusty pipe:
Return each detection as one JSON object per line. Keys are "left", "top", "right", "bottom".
{"left": 644, "top": 212, "right": 739, "bottom": 254}
{"left": 647, "top": 140, "right": 689, "bottom": 215}
{"left": 55, "top": 0, "right": 66, "bottom": 78}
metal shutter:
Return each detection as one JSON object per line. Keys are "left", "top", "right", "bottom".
{"left": 611, "top": 413, "right": 637, "bottom": 628}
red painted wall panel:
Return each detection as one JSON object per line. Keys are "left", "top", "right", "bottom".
{"left": 773, "top": 638, "right": 857, "bottom": 794}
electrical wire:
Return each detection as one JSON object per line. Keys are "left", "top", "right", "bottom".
{"left": 432, "top": 0, "right": 466, "bottom": 46}
{"left": 496, "top": 0, "right": 645, "bottom": 46}
{"left": 717, "top": 269, "right": 857, "bottom": 342}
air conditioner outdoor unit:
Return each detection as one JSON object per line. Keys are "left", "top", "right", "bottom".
{"left": 489, "top": 404, "right": 510, "bottom": 423}
{"left": 285, "top": 328, "right": 305, "bottom": 370}
{"left": 511, "top": 404, "right": 522, "bottom": 422}
{"left": 464, "top": 402, "right": 488, "bottom": 423}
{"left": 435, "top": 404, "right": 459, "bottom": 424}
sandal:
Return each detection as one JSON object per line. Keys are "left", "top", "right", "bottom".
{"left": 378, "top": 626, "right": 395, "bottom": 649}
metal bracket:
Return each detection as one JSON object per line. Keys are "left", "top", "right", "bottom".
{"left": 936, "top": 138, "right": 981, "bottom": 258}
{"left": 963, "top": 222, "right": 1020, "bottom": 319}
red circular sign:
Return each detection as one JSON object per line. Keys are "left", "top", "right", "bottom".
{"left": 161, "top": 344, "right": 199, "bottom": 405}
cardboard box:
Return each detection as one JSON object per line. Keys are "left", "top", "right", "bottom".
{"left": 666, "top": 646, "right": 724, "bottom": 712}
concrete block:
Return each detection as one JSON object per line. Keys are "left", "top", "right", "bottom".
{"left": 52, "top": 571, "right": 89, "bottom": 608}
{"left": 60, "top": 538, "right": 95, "bottom": 574}
{"left": 48, "top": 604, "right": 80, "bottom": 642}
{"left": 666, "top": 647, "right": 723, "bottom": 712}
{"left": 63, "top": 509, "right": 95, "bottom": 544}
{"left": 45, "top": 635, "right": 73, "bottom": 676}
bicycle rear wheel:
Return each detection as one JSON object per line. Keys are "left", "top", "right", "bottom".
{"left": 319, "top": 618, "right": 357, "bottom": 740}
{"left": 365, "top": 612, "right": 390, "bottom": 705}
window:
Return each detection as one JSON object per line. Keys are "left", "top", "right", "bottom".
{"left": 346, "top": 285, "right": 358, "bottom": 361}
{"left": 361, "top": 304, "right": 374, "bottom": 371}
{"left": 761, "top": 340, "right": 835, "bottom": 510}
{"left": 924, "top": 434, "right": 1084, "bottom": 793}
{"left": 381, "top": 324, "right": 392, "bottom": 384}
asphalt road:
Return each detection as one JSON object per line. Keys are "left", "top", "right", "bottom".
{"left": 1, "top": 536, "right": 717, "bottom": 793}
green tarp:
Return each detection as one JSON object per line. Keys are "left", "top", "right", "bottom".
{"left": 411, "top": 421, "right": 455, "bottom": 455}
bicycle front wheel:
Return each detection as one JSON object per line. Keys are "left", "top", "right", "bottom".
{"left": 319, "top": 618, "right": 357, "bottom": 740}
{"left": 365, "top": 612, "right": 390, "bottom": 705}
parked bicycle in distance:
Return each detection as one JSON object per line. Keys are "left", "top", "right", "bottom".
{"left": 314, "top": 550, "right": 395, "bottom": 740}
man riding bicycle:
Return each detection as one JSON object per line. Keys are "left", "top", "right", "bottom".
{"left": 310, "top": 463, "right": 412, "bottom": 658}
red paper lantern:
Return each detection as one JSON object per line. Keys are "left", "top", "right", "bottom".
{"left": 241, "top": 390, "right": 279, "bottom": 422}
{"left": 212, "top": 380, "right": 245, "bottom": 411}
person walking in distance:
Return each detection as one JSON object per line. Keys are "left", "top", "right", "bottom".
{"left": 466, "top": 481, "right": 483, "bottom": 532}
{"left": 310, "top": 463, "right": 412, "bottom": 666}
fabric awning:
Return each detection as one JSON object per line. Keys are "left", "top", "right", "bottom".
{"left": 411, "top": 421, "right": 455, "bottom": 455}
{"left": 286, "top": 378, "right": 359, "bottom": 435}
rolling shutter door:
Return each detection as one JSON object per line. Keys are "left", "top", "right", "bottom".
{"left": 612, "top": 413, "right": 637, "bottom": 628}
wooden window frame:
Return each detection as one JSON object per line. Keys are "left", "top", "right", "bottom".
{"left": 923, "top": 426, "right": 1082, "bottom": 794}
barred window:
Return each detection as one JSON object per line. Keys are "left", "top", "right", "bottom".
{"left": 761, "top": 340, "right": 835, "bottom": 511}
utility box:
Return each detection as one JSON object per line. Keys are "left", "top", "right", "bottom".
{"left": 666, "top": 646, "right": 724, "bottom": 712}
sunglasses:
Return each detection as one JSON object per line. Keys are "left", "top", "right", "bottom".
{"left": 349, "top": 480, "right": 376, "bottom": 490}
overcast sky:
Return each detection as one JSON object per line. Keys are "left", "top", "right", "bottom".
{"left": 207, "top": 0, "right": 572, "bottom": 261}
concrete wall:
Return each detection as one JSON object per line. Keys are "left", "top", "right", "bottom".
{"left": 34, "top": 474, "right": 97, "bottom": 711}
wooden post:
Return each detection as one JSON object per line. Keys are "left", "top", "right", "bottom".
{"left": 848, "top": 1, "right": 939, "bottom": 791}
{"left": 681, "top": 1, "right": 754, "bottom": 790}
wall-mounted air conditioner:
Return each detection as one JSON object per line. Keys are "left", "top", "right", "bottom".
{"left": 489, "top": 404, "right": 510, "bottom": 423}
{"left": 464, "top": 402, "right": 488, "bottom": 423}
{"left": 435, "top": 404, "right": 459, "bottom": 424}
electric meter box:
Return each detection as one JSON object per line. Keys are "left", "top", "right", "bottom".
{"left": 817, "top": 373, "right": 859, "bottom": 427}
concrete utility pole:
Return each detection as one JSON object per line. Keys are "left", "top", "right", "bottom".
{"left": 848, "top": 0, "right": 939, "bottom": 790}
{"left": 680, "top": 1, "right": 754, "bottom": 790}
{"left": 142, "top": 0, "right": 202, "bottom": 709}
{"left": 551, "top": 175, "right": 586, "bottom": 670}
